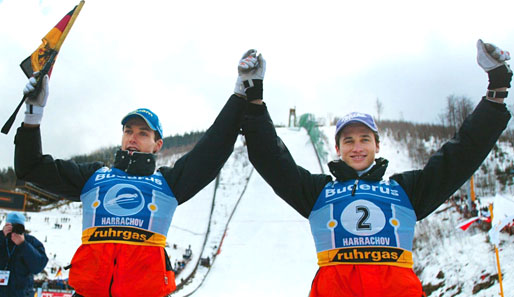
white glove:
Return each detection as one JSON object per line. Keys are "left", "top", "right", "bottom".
{"left": 23, "top": 72, "right": 49, "bottom": 125}
{"left": 477, "top": 39, "right": 511, "bottom": 72}
{"left": 234, "top": 49, "right": 266, "bottom": 97}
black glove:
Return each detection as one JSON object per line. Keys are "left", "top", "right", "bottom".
{"left": 477, "top": 39, "right": 512, "bottom": 89}
{"left": 488, "top": 64, "right": 512, "bottom": 89}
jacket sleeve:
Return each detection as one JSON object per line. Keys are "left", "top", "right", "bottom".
{"left": 18, "top": 235, "right": 48, "bottom": 274}
{"left": 0, "top": 232, "right": 6, "bottom": 252}
{"left": 14, "top": 125, "right": 103, "bottom": 201}
{"left": 159, "top": 95, "right": 247, "bottom": 204}
{"left": 391, "top": 98, "right": 511, "bottom": 220}
{"left": 241, "top": 103, "right": 332, "bottom": 218}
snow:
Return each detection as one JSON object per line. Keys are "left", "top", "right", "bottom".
{"left": 191, "top": 128, "right": 320, "bottom": 297}
{"left": 0, "top": 203, "right": 83, "bottom": 281}
{"left": 414, "top": 207, "right": 514, "bottom": 296}
{"left": 2, "top": 125, "right": 513, "bottom": 297}
{"left": 166, "top": 179, "right": 215, "bottom": 283}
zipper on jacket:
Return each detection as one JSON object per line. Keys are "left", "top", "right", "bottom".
{"left": 351, "top": 179, "right": 359, "bottom": 196}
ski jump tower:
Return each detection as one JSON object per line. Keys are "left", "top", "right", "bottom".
{"left": 289, "top": 107, "right": 296, "bottom": 127}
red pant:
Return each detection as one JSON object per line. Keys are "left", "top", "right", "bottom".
{"left": 309, "top": 265, "right": 424, "bottom": 297}
{"left": 69, "top": 243, "right": 175, "bottom": 297}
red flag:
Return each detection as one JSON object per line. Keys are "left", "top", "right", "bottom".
{"left": 1, "top": 1, "right": 84, "bottom": 135}
{"left": 19, "top": 2, "right": 83, "bottom": 78}
{"left": 456, "top": 216, "right": 480, "bottom": 231}
{"left": 55, "top": 267, "right": 63, "bottom": 278}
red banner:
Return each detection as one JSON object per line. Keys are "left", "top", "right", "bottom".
{"left": 39, "top": 292, "right": 73, "bottom": 297}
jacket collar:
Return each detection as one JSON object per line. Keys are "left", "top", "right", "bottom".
{"left": 113, "top": 149, "right": 156, "bottom": 176}
{"left": 328, "top": 157, "right": 388, "bottom": 182}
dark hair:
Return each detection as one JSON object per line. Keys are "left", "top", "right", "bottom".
{"left": 154, "top": 131, "right": 162, "bottom": 141}
{"left": 122, "top": 124, "right": 162, "bottom": 142}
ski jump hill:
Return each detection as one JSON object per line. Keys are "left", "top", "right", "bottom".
{"left": 172, "top": 127, "right": 321, "bottom": 297}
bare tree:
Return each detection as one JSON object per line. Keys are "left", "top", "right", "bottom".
{"left": 437, "top": 112, "right": 446, "bottom": 127}
{"left": 445, "top": 95, "right": 457, "bottom": 130}
{"left": 375, "top": 97, "right": 384, "bottom": 121}
{"left": 456, "top": 97, "right": 473, "bottom": 127}
{"left": 443, "top": 94, "right": 473, "bottom": 133}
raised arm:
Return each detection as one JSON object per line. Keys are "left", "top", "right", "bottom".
{"left": 393, "top": 39, "right": 512, "bottom": 220}
{"left": 239, "top": 51, "right": 331, "bottom": 218}
{"left": 159, "top": 52, "right": 257, "bottom": 204}
{"left": 14, "top": 73, "right": 102, "bottom": 201}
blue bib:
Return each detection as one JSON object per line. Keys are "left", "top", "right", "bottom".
{"left": 308, "top": 179, "right": 416, "bottom": 268}
{"left": 80, "top": 167, "right": 178, "bottom": 247}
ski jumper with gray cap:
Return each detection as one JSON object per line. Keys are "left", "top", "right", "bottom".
{"left": 242, "top": 98, "right": 510, "bottom": 297}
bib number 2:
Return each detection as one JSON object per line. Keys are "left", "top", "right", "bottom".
{"left": 341, "top": 200, "right": 386, "bottom": 236}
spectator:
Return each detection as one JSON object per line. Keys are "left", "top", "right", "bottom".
{"left": 0, "top": 212, "right": 48, "bottom": 297}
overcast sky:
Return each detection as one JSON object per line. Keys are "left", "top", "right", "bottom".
{"left": 1, "top": 0, "right": 514, "bottom": 169}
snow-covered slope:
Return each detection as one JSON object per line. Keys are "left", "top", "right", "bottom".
{"left": 414, "top": 204, "right": 514, "bottom": 296}
{"left": 191, "top": 128, "right": 321, "bottom": 296}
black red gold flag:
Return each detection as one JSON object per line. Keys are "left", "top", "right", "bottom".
{"left": 19, "top": 6, "right": 79, "bottom": 78}
{"left": 1, "top": 1, "right": 84, "bottom": 134}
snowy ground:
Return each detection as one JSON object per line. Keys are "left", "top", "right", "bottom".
{"left": 414, "top": 199, "right": 514, "bottom": 296}
{"left": 1, "top": 125, "right": 512, "bottom": 297}
{"left": 165, "top": 179, "right": 215, "bottom": 284}
{"left": 190, "top": 128, "right": 321, "bottom": 297}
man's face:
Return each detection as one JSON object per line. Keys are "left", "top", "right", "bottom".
{"left": 121, "top": 117, "right": 163, "bottom": 154}
{"left": 335, "top": 123, "right": 379, "bottom": 171}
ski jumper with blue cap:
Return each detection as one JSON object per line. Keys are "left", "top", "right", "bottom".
{"left": 242, "top": 98, "right": 510, "bottom": 297}
{"left": 14, "top": 95, "right": 248, "bottom": 297}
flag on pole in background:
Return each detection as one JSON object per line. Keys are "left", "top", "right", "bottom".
{"left": 19, "top": 2, "right": 83, "bottom": 78}
{"left": 55, "top": 267, "right": 63, "bottom": 278}
{"left": 456, "top": 216, "right": 480, "bottom": 231}
{"left": 489, "top": 195, "right": 514, "bottom": 245}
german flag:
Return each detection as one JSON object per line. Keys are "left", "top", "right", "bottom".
{"left": 1, "top": 1, "right": 84, "bottom": 135}
{"left": 55, "top": 267, "right": 63, "bottom": 278}
{"left": 20, "top": 1, "right": 84, "bottom": 78}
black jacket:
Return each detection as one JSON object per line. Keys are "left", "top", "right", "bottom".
{"left": 14, "top": 95, "right": 247, "bottom": 205}
{"left": 0, "top": 232, "right": 48, "bottom": 297}
{"left": 242, "top": 98, "right": 510, "bottom": 220}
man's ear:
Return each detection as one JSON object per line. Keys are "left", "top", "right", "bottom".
{"left": 153, "top": 139, "right": 164, "bottom": 154}
{"left": 375, "top": 141, "right": 380, "bottom": 154}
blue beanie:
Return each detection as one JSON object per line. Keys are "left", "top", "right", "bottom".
{"left": 6, "top": 212, "right": 26, "bottom": 225}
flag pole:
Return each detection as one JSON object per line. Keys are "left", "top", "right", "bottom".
{"left": 0, "top": 50, "right": 58, "bottom": 135}
{"left": 489, "top": 204, "right": 504, "bottom": 297}
{"left": 470, "top": 175, "right": 476, "bottom": 202}
{"left": 55, "top": 0, "right": 85, "bottom": 51}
